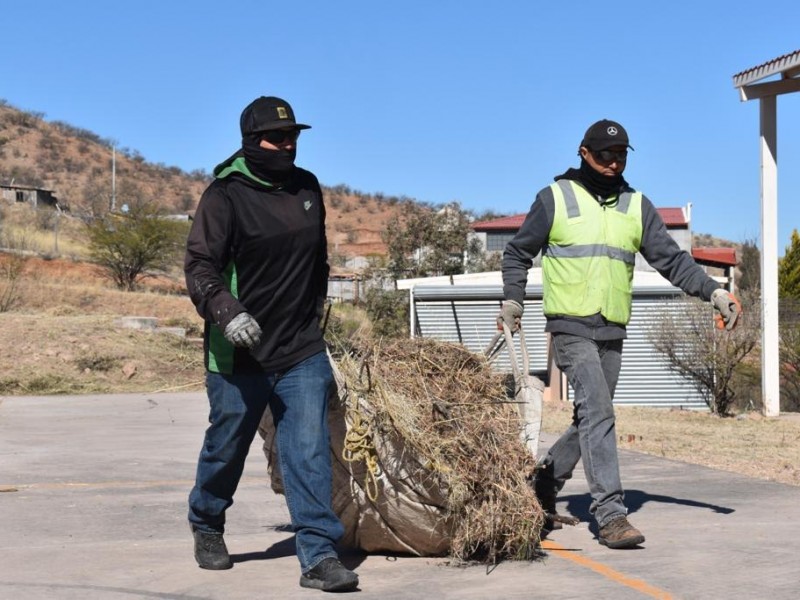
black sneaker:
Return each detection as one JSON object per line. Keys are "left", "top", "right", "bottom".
{"left": 299, "top": 557, "right": 359, "bottom": 592}
{"left": 193, "top": 529, "right": 232, "bottom": 570}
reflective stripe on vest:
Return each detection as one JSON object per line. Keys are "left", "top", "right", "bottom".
{"left": 542, "top": 180, "right": 643, "bottom": 325}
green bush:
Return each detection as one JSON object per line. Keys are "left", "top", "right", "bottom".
{"left": 364, "top": 288, "right": 408, "bottom": 339}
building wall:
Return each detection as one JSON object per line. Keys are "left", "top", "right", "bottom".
{"left": 0, "top": 186, "right": 57, "bottom": 208}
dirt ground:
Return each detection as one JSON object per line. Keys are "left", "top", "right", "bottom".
{"left": 0, "top": 255, "right": 205, "bottom": 395}
{"left": 3, "top": 254, "right": 800, "bottom": 488}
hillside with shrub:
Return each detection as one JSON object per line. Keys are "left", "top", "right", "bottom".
{"left": 0, "top": 99, "right": 420, "bottom": 263}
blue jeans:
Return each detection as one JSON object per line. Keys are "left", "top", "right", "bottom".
{"left": 538, "top": 333, "right": 626, "bottom": 527}
{"left": 188, "top": 350, "right": 344, "bottom": 572}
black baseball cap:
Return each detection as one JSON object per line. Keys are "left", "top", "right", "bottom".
{"left": 581, "top": 119, "right": 633, "bottom": 151}
{"left": 240, "top": 96, "right": 311, "bottom": 135}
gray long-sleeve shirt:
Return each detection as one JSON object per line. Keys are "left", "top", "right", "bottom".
{"left": 502, "top": 179, "right": 721, "bottom": 340}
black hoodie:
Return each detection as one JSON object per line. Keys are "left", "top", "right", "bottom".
{"left": 185, "top": 153, "right": 329, "bottom": 372}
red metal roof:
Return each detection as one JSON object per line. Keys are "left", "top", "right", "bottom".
{"left": 657, "top": 207, "right": 687, "bottom": 227}
{"left": 472, "top": 207, "right": 687, "bottom": 231}
{"left": 471, "top": 214, "right": 526, "bottom": 230}
{"left": 691, "top": 247, "right": 737, "bottom": 267}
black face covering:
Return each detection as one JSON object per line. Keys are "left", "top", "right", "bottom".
{"left": 578, "top": 158, "right": 625, "bottom": 199}
{"left": 242, "top": 133, "right": 296, "bottom": 184}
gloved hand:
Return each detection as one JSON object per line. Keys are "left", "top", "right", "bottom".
{"left": 223, "top": 312, "right": 262, "bottom": 348}
{"left": 710, "top": 288, "right": 742, "bottom": 331}
{"left": 496, "top": 299, "right": 523, "bottom": 333}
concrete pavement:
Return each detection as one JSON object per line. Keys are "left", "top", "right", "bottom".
{"left": 1, "top": 392, "right": 798, "bottom": 599}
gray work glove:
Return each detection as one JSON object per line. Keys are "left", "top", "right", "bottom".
{"left": 496, "top": 299, "right": 523, "bottom": 333}
{"left": 710, "top": 288, "right": 742, "bottom": 331}
{"left": 223, "top": 312, "right": 262, "bottom": 348}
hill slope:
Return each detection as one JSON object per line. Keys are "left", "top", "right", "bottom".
{"left": 0, "top": 100, "right": 416, "bottom": 261}
{"left": 1, "top": 100, "right": 741, "bottom": 269}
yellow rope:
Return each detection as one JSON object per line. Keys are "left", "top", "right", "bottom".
{"left": 341, "top": 395, "right": 381, "bottom": 502}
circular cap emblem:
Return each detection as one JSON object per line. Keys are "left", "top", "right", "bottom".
{"left": 607, "top": 126, "right": 618, "bottom": 136}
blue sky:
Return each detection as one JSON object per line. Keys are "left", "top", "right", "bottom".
{"left": 2, "top": 0, "right": 799, "bottom": 255}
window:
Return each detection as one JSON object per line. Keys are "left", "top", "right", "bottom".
{"left": 486, "top": 232, "right": 516, "bottom": 252}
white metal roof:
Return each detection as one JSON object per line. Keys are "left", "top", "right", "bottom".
{"left": 398, "top": 268, "right": 691, "bottom": 291}
{"left": 733, "top": 49, "right": 800, "bottom": 100}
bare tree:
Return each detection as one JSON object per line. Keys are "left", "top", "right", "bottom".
{"left": 0, "top": 229, "right": 31, "bottom": 313}
{"left": 648, "top": 293, "right": 760, "bottom": 415}
{"left": 81, "top": 179, "right": 111, "bottom": 218}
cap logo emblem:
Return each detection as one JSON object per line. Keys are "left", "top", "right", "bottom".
{"left": 607, "top": 126, "right": 618, "bottom": 136}
{"left": 277, "top": 107, "right": 288, "bottom": 119}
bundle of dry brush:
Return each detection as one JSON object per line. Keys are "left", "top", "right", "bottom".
{"left": 329, "top": 332, "right": 546, "bottom": 563}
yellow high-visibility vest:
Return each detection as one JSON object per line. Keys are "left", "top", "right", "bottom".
{"left": 542, "top": 180, "right": 643, "bottom": 325}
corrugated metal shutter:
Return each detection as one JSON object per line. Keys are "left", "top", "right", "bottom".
{"left": 411, "top": 284, "right": 706, "bottom": 409}
{"left": 614, "top": 295, "right": 706, "bottom": 408}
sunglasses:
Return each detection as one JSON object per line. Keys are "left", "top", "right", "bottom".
{"left": 592, "top": 149, "right": 628, "bottom": 163}
{"left": 261, "top": 129, "right": 301, "bottom": 144}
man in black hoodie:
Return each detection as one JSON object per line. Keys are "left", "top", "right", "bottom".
{"left": 185, "top": 96, "right": 358, "bottom": 592}
{"left": 499, "top": 119, "right": 742, "bottom": 549}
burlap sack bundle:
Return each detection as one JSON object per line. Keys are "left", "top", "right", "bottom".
{"left": 259, "top": 337, "right": 545, "bottom": 563}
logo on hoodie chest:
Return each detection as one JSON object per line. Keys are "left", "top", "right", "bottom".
{"left": 304, "top": 200, "right": 312, "bottom": 211}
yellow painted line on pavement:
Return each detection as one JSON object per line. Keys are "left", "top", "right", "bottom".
{"left": 540, "top": 539, "right": 673, "bottom": 599}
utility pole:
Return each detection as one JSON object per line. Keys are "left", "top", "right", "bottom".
{"left": 110, "top": 145, "right": 117, "bottom": 211}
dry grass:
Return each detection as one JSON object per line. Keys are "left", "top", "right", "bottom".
{"left": 0, "top": 313, "right": 205, "bottom": 395}
{"left": 1, "top": 203, "right": 91, "bottom": 259}
{"left": 332, "top": 336, "right": 544, "bottom": 563}
{"left": 541, "top": 399, "right": 800, "bottom": 487}
{"left": 0, "top": 253, "right": 205, "bottom": 395}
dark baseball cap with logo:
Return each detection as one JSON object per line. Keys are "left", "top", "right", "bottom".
{"left": 240, "top": 96, "right": 311, "bottom": 135}
{"left": 580, "top": 119, "right": 633, "bottom": 151}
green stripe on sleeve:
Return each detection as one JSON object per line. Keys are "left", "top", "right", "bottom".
{"left": 207, "top": 261, "right": 238, "bottom": 374}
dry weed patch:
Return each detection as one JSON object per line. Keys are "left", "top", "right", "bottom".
{"left": 541, "top": 399, "right": 800, "bottom": 486}
{"left": 0, "top": 313, "right": 205, "bottom": 394}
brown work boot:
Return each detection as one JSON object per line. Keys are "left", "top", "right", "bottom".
{"left": 598, "top": 516, "right": 645, "bottom": 549}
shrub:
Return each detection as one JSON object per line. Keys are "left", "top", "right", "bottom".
{"left": 86, "top": 203, "right": 188, "bottom": 291}
{"left": 364, "top": 288, "right": 408, "bottom": 339}
{"left": 648, "top": 292, "right": 760, "bottom": 416}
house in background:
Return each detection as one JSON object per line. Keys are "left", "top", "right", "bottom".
{"left": 0, "top": 183, "right": 59, "bottom": 209}
{"left": 470, "top": 203, "right": 738, "bottom": 291}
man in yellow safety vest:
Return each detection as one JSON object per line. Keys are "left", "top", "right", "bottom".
{"left": 498, "top": 119, "right": 741, "bottom": 549}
